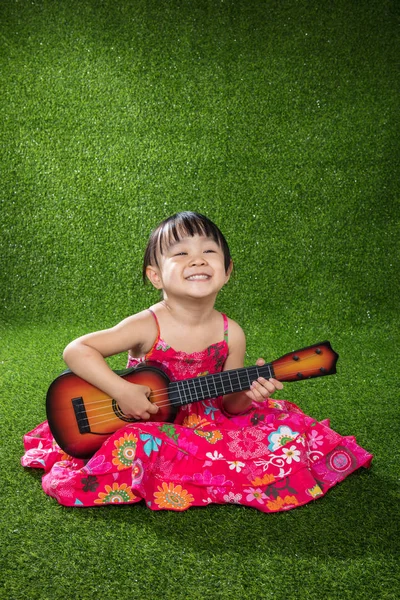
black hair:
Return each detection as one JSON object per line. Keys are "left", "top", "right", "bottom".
{"left": 143, "top": 211, "right": 231, "bottom": 281}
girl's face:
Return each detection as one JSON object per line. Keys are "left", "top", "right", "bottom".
{"left": 146, "top": 234, "right": 232, "bottom": 300}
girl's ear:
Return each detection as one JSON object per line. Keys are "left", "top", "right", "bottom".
{"left": 225, "top": 260, "right": 234, "bottom": 283}
{"left": 145, "top": 265, "right": 163, "bottom": 289}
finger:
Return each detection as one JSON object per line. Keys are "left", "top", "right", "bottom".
{"left": 139, "top": 411, "right": 151, "bottom": 420}
{"left": 257, "top": 377, "right": 277, "bottom": 392}
{"left": 244, "top": 389, "right": 255, "bottom": 400}
{"left": 250, "top": 381, "right": 268, "bottom": 401}
{"left": 251, "top": 378, "right": 275, "bottom": 397}
{"left": 250, "top": 377, "right": 280, "bottom": 401}
{"left": 269, "top": 378, "right": 284, "bottom": 390}
{"left": 137, "top": 406, "right": 157, "bottom": 420}
{"left": 130, "top": 403, "right": 158, "bottom": 420}
{"left": 255, "top": 357, "right": 265, "bottom": 366}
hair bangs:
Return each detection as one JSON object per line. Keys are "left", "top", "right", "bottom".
{"left": 157, "top": 213, "right": 220, "bottom": 253}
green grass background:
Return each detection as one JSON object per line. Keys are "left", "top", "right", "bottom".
{"left": 1, "top": 0, "right": 399, "bottom": 598}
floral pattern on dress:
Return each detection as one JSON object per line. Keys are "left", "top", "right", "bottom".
{"left": 194, "top": 429, "right": 223, "bottom": 444}
{"left": 131, "top": 459, "right": 144, "bottom": 486}
{"left": 153, "top": 482, "right": 194, "bottom": 511}
{"left": 94, "top": 482, "right": 137, "bottom": 504}
{"left": 227, "top": 428, "right": 269, "bottom": 459}
{"left": 268, "top": 426, "right": 300, "bottom": 451}
{"left": 112, "top": 432, "right": 138, "bottom": 470}
{"left": 21, "top": 311, "right": 373, "bottom": 512}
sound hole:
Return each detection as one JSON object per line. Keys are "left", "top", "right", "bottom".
{"left": 112, "top": 399, "right": 136, "bottom": 423}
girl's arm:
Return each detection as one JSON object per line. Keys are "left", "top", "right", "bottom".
{"left": 222, "top": 320, "right": 283, "bottom": 415}
{"left": 63, "top": 311, "right": 159, "bottom": 420}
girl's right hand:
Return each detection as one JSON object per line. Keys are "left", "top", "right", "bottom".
{"left": 116, "top": 382, "right": 160, "bottom": 421}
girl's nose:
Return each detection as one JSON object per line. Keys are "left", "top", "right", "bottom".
{"left": 190, "top": 255, "right": 207, "bottom": 266}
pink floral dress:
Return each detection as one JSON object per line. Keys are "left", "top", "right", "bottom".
{"left": 21, "top": 312, "right": 373, "bottom": 511}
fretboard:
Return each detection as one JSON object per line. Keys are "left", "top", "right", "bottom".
{"left": 168, "top": 363, "right": 274, "bottom": 407}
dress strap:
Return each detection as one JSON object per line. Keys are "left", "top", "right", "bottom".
{"left": 222, "top": 313, "right": 229, "bottom": 343}
{"left": 148, "top": 309, "right": 161, "bottom": 338}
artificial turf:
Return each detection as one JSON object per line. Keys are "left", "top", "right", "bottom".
{"left": 1, "top": 1, "right": 399, "bottom": 598}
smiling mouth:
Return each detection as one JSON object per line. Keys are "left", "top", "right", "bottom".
{"left": 186, "top": 274, "right": 211, "bottom": 281}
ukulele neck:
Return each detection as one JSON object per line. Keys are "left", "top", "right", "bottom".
{"left": 168, "top": 363, "right": 274, "bottom": 407}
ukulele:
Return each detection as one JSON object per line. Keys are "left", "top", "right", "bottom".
{"left": 46, "top": 341, "right": 338, "bottom": 458}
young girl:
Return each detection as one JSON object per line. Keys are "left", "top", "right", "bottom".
{"left": 22, "top": 212, "right": 373, "bottom": 511}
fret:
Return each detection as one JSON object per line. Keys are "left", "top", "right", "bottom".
{"left": 177, "top": 381, "right": 186, "bottom": 405}
{"left": 223, "top": 371, "right": 236, "bottom": 394}
{"left": 204, "top": 376, "right": 212, "bottom": 400}
{"left": 239, "top": 369, "right": 251, "bottom": 390}
{"left": 183, "top": 379, "right": 194, "bottom": 403}
{"left": 206, "top": 376, "right": 218, "bottom": 398}
{"left": 246, "top": 366, "right": 260, "bottom": 384}
{"left": 188, "top": 378, "right": 197, "bottom": 401}
{"left": 198, "top": 377, "right": 208, "bottom": 401}
{"left": 177, "top": 380, "right": 187, "bottom": 404}
{"left": 243, "top": 369, "right": 252, "bottom": 389}
{"left": 258, "top": 364, "right": 270, "bottom": 379}
{"left": 226, "top": 371, "right": 234, "bottom": 394}
{"left": 230, "top": 370, "right": 242, "bottom": 392}
{"left": 168, "top": 382, "right": 181, "bottom": 406}
{"left": 212, "top": 374, "right": 224, "bottom": 397}
{"left": 176, "top": 381, "right": 187, "bottom": 406}
{"left": 193, "top": 378, "right": 205, "bottom": 401}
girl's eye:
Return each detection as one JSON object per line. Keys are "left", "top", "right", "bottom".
{"left": 174, "top": 252, "right": 187, "bottom": 256}
{"left": 204, "top": 249, "right": 216, "bottom": 254}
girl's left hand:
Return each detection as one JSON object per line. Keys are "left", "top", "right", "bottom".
{"left": 245, "top": 357, "right": 283, "bottom": 402}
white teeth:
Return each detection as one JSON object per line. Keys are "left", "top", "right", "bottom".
{"left": 187, "top": 275, "right": 209, "bottom": 280}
